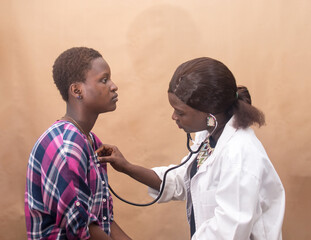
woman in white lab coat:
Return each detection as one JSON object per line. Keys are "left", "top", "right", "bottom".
{"left": 97, "top": 57, "right": 285, "bottom": 239}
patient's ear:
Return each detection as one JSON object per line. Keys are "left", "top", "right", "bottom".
{"left": 69, "top": 83, "right": 83, "bottom": 100}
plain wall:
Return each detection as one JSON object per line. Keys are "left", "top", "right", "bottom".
{"left": 0, "top": 0, "right": 310, "bottom": 239}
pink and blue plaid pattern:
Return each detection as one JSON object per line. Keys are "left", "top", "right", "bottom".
{"left": 25, "top": 121, "right": 113, "bottom": 239}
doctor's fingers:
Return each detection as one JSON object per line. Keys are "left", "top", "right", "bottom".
{"left": 98, "top": 155, "right": 127, "bottom": 172}
{"left": 95, "top": 144, "right": 118, "bottom": 157}
{"left": 98, "top": 155, "right": 114, "bottom": 163}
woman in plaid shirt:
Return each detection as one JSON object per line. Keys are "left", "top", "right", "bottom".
{"left": 25, "top": 47, "right": 131, "bottom": 240}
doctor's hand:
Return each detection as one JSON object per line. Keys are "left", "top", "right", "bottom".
{"left": 96, "top": 144, "right": 131, "bottom": 173}
{"left": 96, "top": 144, "right": 162, "bottom": 191}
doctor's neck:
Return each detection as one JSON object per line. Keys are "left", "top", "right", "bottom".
{"left": 209, "top": 113, "right": 230, "bottom": 142}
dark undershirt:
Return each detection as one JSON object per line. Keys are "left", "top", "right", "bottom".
{"left": 189, "top": 136, "right": 216, "bottom": 238}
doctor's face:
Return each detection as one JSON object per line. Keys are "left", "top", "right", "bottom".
{"left": 168, "top": 93, "right": 208, "bottom": 133}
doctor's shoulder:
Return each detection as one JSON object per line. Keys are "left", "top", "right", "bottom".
{"left": 218, "top": 128, "right": 270, "bottom": 173}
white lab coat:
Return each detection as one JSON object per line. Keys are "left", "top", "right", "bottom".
{"left": 149, "top": 117, "right": 285, "bottom": 240}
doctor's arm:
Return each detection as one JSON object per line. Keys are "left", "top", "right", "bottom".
{"left": 96, "top": 144, "right": 162, "bottom": 191}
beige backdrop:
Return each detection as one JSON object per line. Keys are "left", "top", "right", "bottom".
{"left": 0, "top": 0, "right": 310, "bottom": 239}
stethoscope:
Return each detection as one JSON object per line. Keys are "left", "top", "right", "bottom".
{"left": 108, "top": 114, "right": 218, "bottom": 207}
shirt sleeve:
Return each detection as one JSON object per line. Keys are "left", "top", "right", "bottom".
{"left": 148, "top": 135, "right": 206, "bottom": 202}
{"left": 41, "top": 131, "right": 100, "bottom": 239}
{"left": 148, "top": 163, "right": 188, "bottom": 202}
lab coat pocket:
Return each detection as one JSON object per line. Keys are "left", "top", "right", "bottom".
{"left": 199, "top": 189, "right": 217, "bottom": 219}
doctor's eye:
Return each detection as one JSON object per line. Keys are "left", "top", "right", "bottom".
{"left": 175, "top": 110, "right": 185, "bottom": 117}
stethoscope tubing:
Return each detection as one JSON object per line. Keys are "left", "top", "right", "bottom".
{"left": 108, "top": 133, "right": 205, "bottom": 207}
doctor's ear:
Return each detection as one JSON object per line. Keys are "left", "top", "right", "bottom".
{"left": 69, "top": 83, "right": 83, "bottom": 100}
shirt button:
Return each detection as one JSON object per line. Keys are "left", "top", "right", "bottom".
{"left": 103, "top": 198, "right": 106, "bottom": 202}
{"left": 102, "top": 180, "right": 105, "bottom": 185}
{"left": 97, "top": 163, "right": 100, "bottom": 168}
{"left": 75, "top": 201, "right": 80, "bottom": 206}
{"left": 103, "top": 216, "right": 107, "bottom": 220}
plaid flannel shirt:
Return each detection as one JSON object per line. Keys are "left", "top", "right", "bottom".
{"left": 25, "top": 121, "right": 113, "bottom": 239}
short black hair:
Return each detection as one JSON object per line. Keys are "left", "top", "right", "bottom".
{"left": 52, "top": 47, "right": 102, "bottom": 101}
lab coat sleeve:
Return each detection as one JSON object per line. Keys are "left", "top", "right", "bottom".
{"left": 192, "top": 155, "right": 262, "bottom": 240}
{"left": 148, "top": 131, "right": 207, "bottom": 203}
{"left": 148, "top": 156, "right": 190, "bottom": 203}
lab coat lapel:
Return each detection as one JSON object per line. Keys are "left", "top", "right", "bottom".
{"left": 196, "top": 117, "right": 237, "bottom": 174}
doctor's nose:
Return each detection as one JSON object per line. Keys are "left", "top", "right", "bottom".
{"left": 172, "top": 112, "right": 178, "bottom": 121}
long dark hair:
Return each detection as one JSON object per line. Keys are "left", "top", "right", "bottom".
{"left": 168, "top": 57, "right": 265, "bottom": 128}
